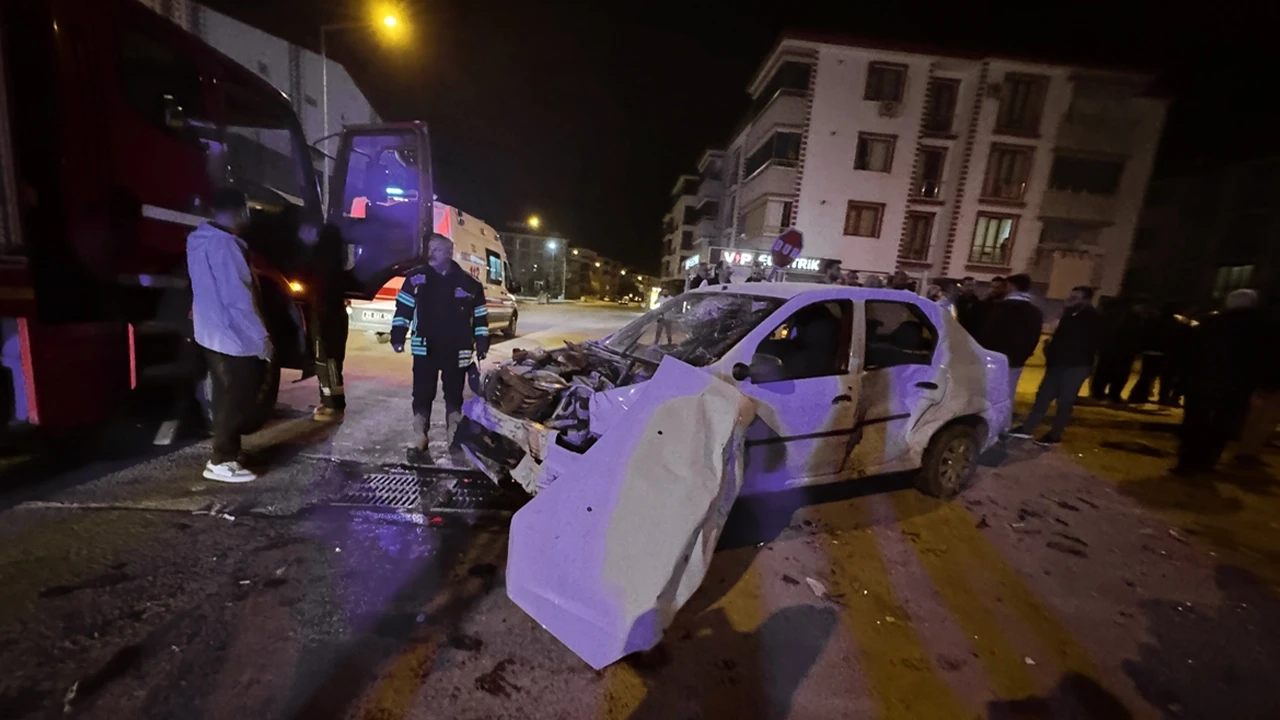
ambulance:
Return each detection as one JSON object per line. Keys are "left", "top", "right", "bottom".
{"left": 347, "top": 202, "right": 519, "bottom": 341}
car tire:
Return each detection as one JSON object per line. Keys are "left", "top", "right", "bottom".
{"left": 375, "top": 332, "right": 391, "bottom": 344}
{"left": 195, "top": 361, "right": 281, "bottom": 435}
{"left": 916, "top": 423, "right": 980, "bottom": 499}
{"left": 503, "top": 312, "right": 518, "bottom": 338}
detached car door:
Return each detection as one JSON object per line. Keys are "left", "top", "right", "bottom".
{"left": 734, "top": 298, "right": 860, "bottom": 494}
{"left": 849, "top": 297, "right": 947, "bottom": 475}
{"left": 327, "top": 124, "right": 433, "bottom": 300}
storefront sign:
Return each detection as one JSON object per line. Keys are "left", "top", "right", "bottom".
{"left": 683, "top": 254, "right": 701, "bottom": 270}
{"left": 715, "top": 249, "right": 823, "bottom": 273}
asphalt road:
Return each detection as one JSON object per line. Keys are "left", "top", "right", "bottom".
{"left": 1, "top": 302, "right": 1279, "bottom": 719}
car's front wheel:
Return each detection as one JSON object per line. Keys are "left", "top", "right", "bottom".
{"left": 916, "top": 423, "right": 980, "bottom": 498}
{"left": 503, "top": 311, "right": 518, "bottom": 338}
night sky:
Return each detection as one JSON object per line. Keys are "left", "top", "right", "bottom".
{"left": 202, "top": 0, "right": 1272, "bottom": 275}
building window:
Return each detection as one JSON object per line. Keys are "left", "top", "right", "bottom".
{"left": 681, "top": 230, "right": 693, "bottom": 250}
{"left": 995, "top": 73, "right": 1050, "bottom": 136}
{"left": 1048, "top": 155, "right": 1125, "bottom": 195}
{"left": 901, "top": 213, "right": 934, "bottom": 261}
{"left": 864, "top": 62, "right": 907, "bottom": 102}
{"left": 969, "top": 214, "right": 1018, "bottom": 266}
{"left": 914, "top": 146, "right": 946, "bottom": 199}
{"left": 924, "top": 78, "right": 960, "bottom": 134}
{"left": 843, "top": 201, "right": 884, "bottom": 238}
{"left": 1213, "top": 265, "right": 1254, "bottom": 298}
{"left": 854, "top": 133, "right": 896, "bottom": 172}
{"left": 743, "top": 131, "right": 802, "bottom": 178}
{"left": 982, "top": 144, "right": 1034, "bottom": 201}
{"left": 780, "top": 200, "right": 794, "bottom": 228}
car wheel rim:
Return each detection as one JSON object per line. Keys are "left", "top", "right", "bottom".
{"left": 939, "top": 436, "right": 975, "bottom": 491}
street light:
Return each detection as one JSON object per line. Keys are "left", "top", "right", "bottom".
{"left": 528, "top": 215, "right": 542, "bottom": 230}
{"left": 320, "top": 11, "right": 403, "bottom": 208}
{"left": 621, "top": 270, "right": 627, "bottom": 275}
{"left": 544, "top": 238, "right": 566, "bottom": 300}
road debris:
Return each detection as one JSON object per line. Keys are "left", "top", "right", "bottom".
{"left": 806, "top": 578, "right": 828, "bottom": 598}
{"left": 1046, "top": 540, "right": 1088, "bottom": 558}
{"left": 1168, "top": 529, "right": 1188, "bottom": 544}
{"left": 1024, "top": 657, "right": 1037, "bottom": 666}
{"left": 63, "top": 681, "right": 78, "bottom": 714}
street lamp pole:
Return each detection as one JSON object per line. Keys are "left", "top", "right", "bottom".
{"left": 319, "top": 15, "right": 399, "bottom": 210}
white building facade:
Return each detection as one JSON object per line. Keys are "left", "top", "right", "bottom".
{"left": 137, "top": 0, "right": 381, "bottom": 179}
{"left": 721, "top": 34, "right": 1168, "bottom": 297}
{"left": 660, "top": 175, "right": 701, "bottom": 281}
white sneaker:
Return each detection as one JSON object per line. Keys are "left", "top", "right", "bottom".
{"left": 203, "top": 461, "right": 257, "bottom": 483}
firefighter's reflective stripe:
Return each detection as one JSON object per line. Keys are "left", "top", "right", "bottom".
{"left": 474, "top": 305, "right": 488, "bottom": 318}
{"left": 397, "top": 291, "right": 416, "bottom": 307}
{"left": 475, "top": 325, "right": 489, "bottom": 336}
{"left": 457, "top": 349, "right": 473, "bottom": 368}
{"left": 410, "top": 336, "right": 428, "bottom": 356}
{"left": 392, "top": 317, "right": 411, "bottom": 328}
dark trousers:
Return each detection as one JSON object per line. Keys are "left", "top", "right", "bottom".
{"left": 412, "top": 353, "right": 466, "bottom": 439}
{"left": 204, "top": 349, "right": 266, "bottom": 464}
{"left": 313, "top": 308, "right": 348, "bottom": 410}
{"left": 1021, "top": 365, "right": 1091, "bottom": 438}
{"left": 1127, "top": 353, "right": 1165, "bottom": 404}
{"left": 1091, "top": 352, "right": 1134, "bottom": 401}
{"left": 1179, "top": 388, "right": 1251, "bottom": 470}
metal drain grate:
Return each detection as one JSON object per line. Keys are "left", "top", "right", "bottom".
{"left": 429, "top": 476, "right": 528, "bottom": 515}
{"left": 333, "top": 473, "right": 430, "bottom": 510}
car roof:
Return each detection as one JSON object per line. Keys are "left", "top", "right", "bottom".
{"left": 685, "top": 282, "right": 924, "bottom": 302}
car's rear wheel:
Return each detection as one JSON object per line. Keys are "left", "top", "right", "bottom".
{"left": 916, "top": 423, "right": 979, "bottom": 498}
{"left": 503, "top": 311, "right": 518, "bottom": 338}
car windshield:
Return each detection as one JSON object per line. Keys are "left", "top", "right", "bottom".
{"left": 602, "top": 292, "right": 784, "bottom": 367}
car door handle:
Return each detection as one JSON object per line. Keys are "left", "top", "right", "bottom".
{"left": 832, "top": 394, "right": 853, "bottom": 404}
{"left": 915, "top": 381, "right": 939, "bottom": 390}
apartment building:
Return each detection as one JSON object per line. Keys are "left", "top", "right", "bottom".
{"left": 659, "top": 175, "right": 701, "bottom": 281}
{"left": 1126, "top": 156, "right": 1280, "bottom": 309}
{"left": 713, "top": 33, "right": 1167, "bottom": 297}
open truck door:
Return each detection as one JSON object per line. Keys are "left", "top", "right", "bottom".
{"left": 327, "top": 122, "right": 433, "bottom": 300}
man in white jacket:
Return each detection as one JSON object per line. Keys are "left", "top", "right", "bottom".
{"left": 187, "top": 189, "right": 272, "bottom": 483}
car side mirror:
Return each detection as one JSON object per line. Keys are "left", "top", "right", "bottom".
{"left": 732, "top": 353, "right": 785, "bottom": 384}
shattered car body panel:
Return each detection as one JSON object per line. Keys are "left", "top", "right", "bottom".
{"left": 504, "top": 358, "right": 755, "bottom": 670}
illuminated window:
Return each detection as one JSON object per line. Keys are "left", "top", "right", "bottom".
{"left": 969, "top": 214, "right": 1018, "bottom": 266}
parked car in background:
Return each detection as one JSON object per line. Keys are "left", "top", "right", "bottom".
{"left": 349, "top": 202, "right": 519, "bottom": 341}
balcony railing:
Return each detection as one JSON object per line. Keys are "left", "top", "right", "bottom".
{"left": 911, "top": 179, "right": 943, "bottom": 200}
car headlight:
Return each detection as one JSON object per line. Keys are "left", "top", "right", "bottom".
{"left": 288, "top": 281, "right": 305, "bottom": 294}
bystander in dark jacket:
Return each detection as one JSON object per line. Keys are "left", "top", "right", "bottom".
{"left": 1011, "top": 286, "right": 1100, "bottom": 443}
{"left": 978, "top": 274, "right": 1042, "bottom": 401}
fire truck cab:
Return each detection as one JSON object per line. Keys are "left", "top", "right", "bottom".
{"left": 0, "top": 0, "right": 432, "bottom": 435}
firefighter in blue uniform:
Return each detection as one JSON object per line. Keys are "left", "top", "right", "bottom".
{"left": 390, "top": 233, "right": 490, "bottom": 463}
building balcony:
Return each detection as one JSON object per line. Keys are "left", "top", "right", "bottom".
{"left": 695, "top": 216, "right": 719, "bottom": 239}
{"left": 696, "top": 177, "right": 724, "bottom": 206}
{"left": 1039, "top": 190, "right": 1120, "bottom": 225}
{"left": 739, "top": 161, "right": 797, "bottom": 210}
{"left": 1055, "top": 115, "right": 1140, "bottom": 155}
{"left": 746, "top": 90, "right": 807, "bottom": 152}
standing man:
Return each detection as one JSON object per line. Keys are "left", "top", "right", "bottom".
{"left": 1176, "top": 289, "right": 1264, "bottom": 474}
{"left": 822, "top": 260, "right": 845, "bottom": 285}
{"left": 1010, "top": 286, "right": 1101, "bottom": 444}
{"left": 968, "top": 276, "right": 1008, "bottom": 340}
{"left": 978, "top": 273, "right": 1042, "bottom": 402}
{"left": 187, "top": 188, "right": 271, "bottom": 483}
{"left": 390, "top": 234, "right": 490, "bottom": 464}
{"left": 308, "top": 225, "right": 348, "bottom": 421}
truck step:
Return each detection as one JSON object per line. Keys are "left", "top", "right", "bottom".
{"left": 132, "top": 320, "right": 192, "bottom": 336}
{"left": 138, "top": 362, "right": 198, "bottom": 384}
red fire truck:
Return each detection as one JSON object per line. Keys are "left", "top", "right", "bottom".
{"left": 0, "top": 0, "right": 433, "bottom": 436}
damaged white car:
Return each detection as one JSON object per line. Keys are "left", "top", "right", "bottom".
{"left": 460, "top": 283, "right": 1012, "bottom": 499}
{"left": 456, "top": 283, "right": 1012, "bottom": 668}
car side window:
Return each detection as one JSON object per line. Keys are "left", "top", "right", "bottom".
{"left": 865, "top": 301, "right": 938, "bottom": 370}
{"left": 754, "top": 300, "right": 853, "bottom": 380}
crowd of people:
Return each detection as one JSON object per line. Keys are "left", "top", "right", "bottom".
{"left": 681, "top": 256, "right": 1278, "bottom": 473}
